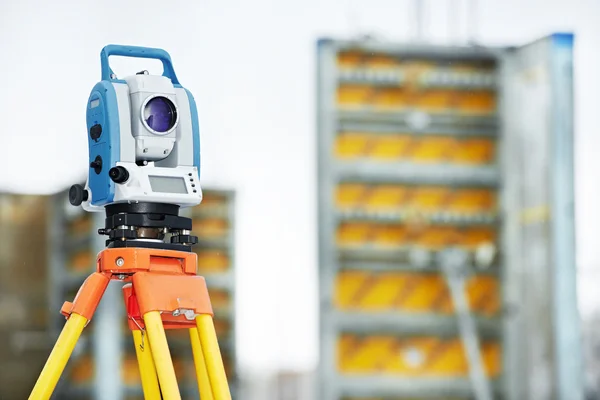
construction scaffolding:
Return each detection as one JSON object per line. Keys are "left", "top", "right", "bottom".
{"left": 316, "top": 34, "right": 581, "bottom": 400}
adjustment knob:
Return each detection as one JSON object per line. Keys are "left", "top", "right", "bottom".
{"left": 90, "top": 155, "right": 103, "bottom": 174}
{"left": 89, "top": 124, "right": 102, "bottom": 142}
{"left": 69, "top": 184, "right": 89, "bottom": 206}
{"left": 109, "top": 166, "right": 129, "bottom": 184}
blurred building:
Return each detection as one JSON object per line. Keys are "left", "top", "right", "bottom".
{"left": 0, "top": 194, "right": 52, "bottom": 400}
{"left": 316, "top": 33, "right": 580, "bottom": 400}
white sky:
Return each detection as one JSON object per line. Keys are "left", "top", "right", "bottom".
{"left": 0, "top": 0, "right": 599, "bottom": 374}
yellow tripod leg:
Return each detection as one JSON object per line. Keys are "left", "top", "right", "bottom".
{"left": 196, "top": 314, "right": 231, "bottom": 400}
{"left": 190, "top": 327, "right": 214, "bottom": 400}
{"left": 29, "top": 313, "right": 87, "bottom": 400}
{"left": 133, "top": 330, "right": 161, "bottom": 400}
{"left": 143, "top": 311, "right": 181, "bottom": 400}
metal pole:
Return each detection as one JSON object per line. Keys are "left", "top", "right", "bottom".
{"left": 440, "top": 249, "right": 493, "bottom": 400}
{"left": 414, "top": 0, "right": 425, "bottom": 41}
{"left": 550, "top": 34, "right": 583, "bottom": 400}
{"left": 467, "top": 0, "right": 478, "bottom": 44}
{"left": 447, "top": 0, "right": 459, "bottom": 43}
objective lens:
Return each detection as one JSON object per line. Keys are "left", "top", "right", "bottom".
{"left": 144, "top": 97, "right": 177, "bottom": 133}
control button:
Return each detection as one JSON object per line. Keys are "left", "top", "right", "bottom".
{"left": 90, "top": 124, "right": 102, "bottom": 142}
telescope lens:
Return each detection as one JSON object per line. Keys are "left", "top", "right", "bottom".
{"left": 144, "top": 97, "right": 177, "bottom": 133}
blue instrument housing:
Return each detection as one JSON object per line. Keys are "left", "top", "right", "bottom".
{"left": 86, "top": 81, "right": 121, "bottom": 205}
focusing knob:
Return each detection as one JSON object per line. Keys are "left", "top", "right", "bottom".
{"left": 69, "top": 184, "right": 89, "bottom": 206}
{"left": 109, "top": 166, "right": 129, "bottom": 184}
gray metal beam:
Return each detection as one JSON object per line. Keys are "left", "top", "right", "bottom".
{"left": 338, "top": 120, "right": 498, "bottom": 137}
{"left": 333, "top": 311, "right": 501, "bottom": 338}
{"left": 324, "top": 38, "right": 505, "bottom": 60}
{"left": 337, "top": 109, "right": 498, "bottom": 131}
{"left": 335, "top": 162, "right": 498, "bottom": 187}
{"left": 336, "top": 209, "right": 498, "bottom": 226}
{"left": 336, "top": 375, "right": 503, "bottom": 398}
{"left": 340, "top": 259, "right": 499, "bottom": 276}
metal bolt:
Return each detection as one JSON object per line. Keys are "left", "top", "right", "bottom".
{"left": 143, "top": 148, "right": 148, "bottom": 153}
{"left": 164, "top": 149, "right": 169, "bottom": 154}
{"left": 110, "top": 73, "right": 117, "bottom": 79}
{"left": 117, "top": 274, "right": 126, "bottom": 280}
{"left": 184, "top": 310, "right": 196, "bottom": 320}
{"left": 172, "top": 309, "right": 181, "bottom": 317}
{"left": 116, "top": 257, "right": 125, "bottom": 267}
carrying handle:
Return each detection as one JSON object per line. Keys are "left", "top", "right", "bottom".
{"left": 100, "top": 44, "right": 180, "bottom": 85}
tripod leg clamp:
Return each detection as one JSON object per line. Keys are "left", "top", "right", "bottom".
{"left": 60, "top": 272, "right": 111, "bottom": 320}
{"left": 121, "top": 273, "right": 213, "bottom": 331}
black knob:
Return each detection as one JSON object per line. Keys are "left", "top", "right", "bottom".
{"left": 69, "top": 184, "right": 88, "bottom": 206}
{"left": 89, "top": 124, "right": 102, "bottom": 142}
{"left": 90, "top": 155, "right": 103, "bottom": 174}
{"left": 109, "top": 166, "right": 129, "bottom": 184}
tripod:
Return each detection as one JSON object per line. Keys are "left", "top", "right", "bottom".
{"left": 29, "top": 203, "right": 232, "bottom": 400}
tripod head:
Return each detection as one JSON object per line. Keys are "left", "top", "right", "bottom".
{"left": 68, "top": 45, "right": 202, "bottom": 250}
{"left": 97, "top": 202, "right": 198, "bottom": 251}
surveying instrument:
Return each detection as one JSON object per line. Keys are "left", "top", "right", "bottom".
{"left": 29, "top": 45, "right": 232, "bottom": 400}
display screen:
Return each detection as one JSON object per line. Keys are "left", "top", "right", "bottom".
{"left": 90, "top": 99, "right": 100, "bottom": 108}
{"left": 149, "top": 176, "right": 188, "bottom": 194}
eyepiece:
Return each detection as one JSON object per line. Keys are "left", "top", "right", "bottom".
{"left": 109, "top": 166, "right": 129, "bottom": 184}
